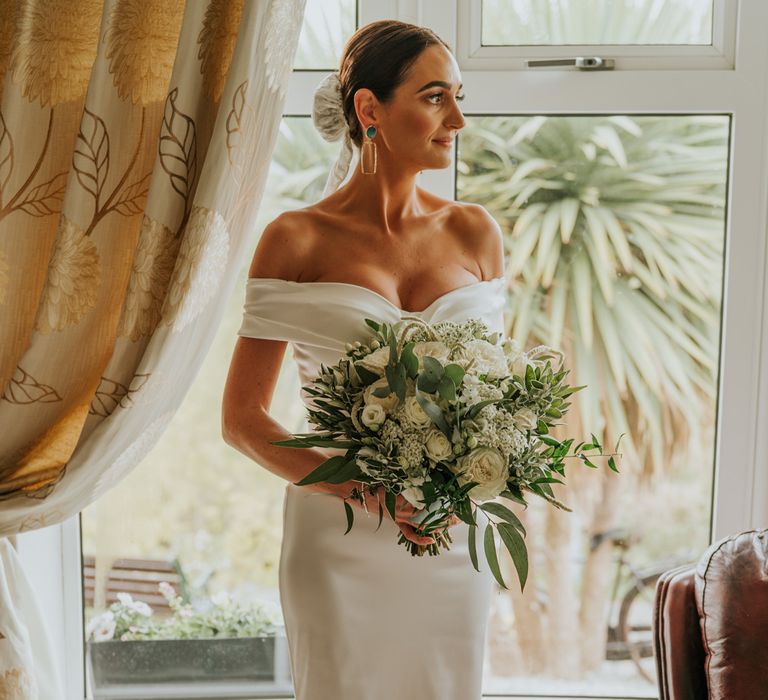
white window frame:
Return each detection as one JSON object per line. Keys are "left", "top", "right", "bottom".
{"left": 457, "top": 0, "right": 738, "bottom": 70}
{"left": 25, "top": 0, "right": 768, "bottom": 698}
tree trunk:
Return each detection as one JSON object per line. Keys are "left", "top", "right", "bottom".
{"left": 543, "top": 482, "right": 580, "bottom": 678}
{"left": 578, "top": 459, "right": 626, "bottom": 672}
{"left": 491, "top": 503, "right": 549, "bottom": 676}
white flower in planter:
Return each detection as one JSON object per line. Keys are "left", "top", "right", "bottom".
{"left": 87, "top": 611, "right": 116, "bottom": 642}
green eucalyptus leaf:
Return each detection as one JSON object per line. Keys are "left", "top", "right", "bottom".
{"left": 422, "top": 356, "right": 445, "bottom": 382}
{"left": 416, "top": 374, "right": 439, "bottom": 393}
{"left": 385, "top": 490, "right": 397, "bottom": 523}
{"left": 444, "top": 363, "right": 466, "bottom": 385}
{"left": 497, "top": 522, "right": 529, "bottom": 592}
{"left": 437, "top": 375, "right": 456, "bottom": 401}
{"left": 414, "top": 387, "right": 451, "bottom": 436}
{"left": 401, "top": 342, "right": 419, "bottom": 377}
{"left": 325, "top": 459, "right": 364, "bottom": 484}
{"left": 484, "top": 522, "right": 507, "bottom": 590}
{"left": 343, "top": 501, "right": 354, "bottom": 535}
{"left": 479, "top": 502, "right": 527, "bottom": 536}
{"left": 354, "top": 363, "right": 380, "bottom": 384}
{"left": 294, "top": 456, "right": 348, "bottom": 485}
{"left": 468, "top": 524, "right": 480, "bottom": 572}
{"left": 500, "top": 488, "right": 528, "bottom": 507}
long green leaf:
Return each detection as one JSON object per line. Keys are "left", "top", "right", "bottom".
{"left": 343, "top": 501, "right": 354, "bottom": 535}
{"left": 294, "top": 455, "right": 348, "bottom": 486}
{"left": 479, "top": 502, "right": 527, "bottom": 536}
{"left": 468, "top": 524, "right": 480, "bottom": 572}
{"left": 497, "top": 523, "right": 529, "bottom": 592}
{"left": 324, "top": 459, "right": 363, "bottom": 484}
{"left": 484, "top": 522, "right": 507, "bottom": 590}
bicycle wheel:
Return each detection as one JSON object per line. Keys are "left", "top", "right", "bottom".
{"left": 617, "top": 572, "right": 661, "bottom": 684}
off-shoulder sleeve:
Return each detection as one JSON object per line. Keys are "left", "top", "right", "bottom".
{"left": 236, "top": 278, "right": 348, "bottom": 351}
{"left": 237, "top": 278, "right": 299, "bottom": 341}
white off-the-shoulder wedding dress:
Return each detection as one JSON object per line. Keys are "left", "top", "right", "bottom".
{"left": 237, "top": 275, "right": 506, "bottom": 700}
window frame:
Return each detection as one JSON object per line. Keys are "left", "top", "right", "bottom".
{"left": 458, "top": 0, "right": 737, "bottom": 70}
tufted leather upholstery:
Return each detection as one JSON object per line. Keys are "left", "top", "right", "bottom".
{"left": 653, "top": 529, "right": 768, "bottom": 699}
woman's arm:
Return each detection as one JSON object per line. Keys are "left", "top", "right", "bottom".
{"left": 222, "top": 213, "right": 351, "bottom": 498}
{"left": 221, "top": 334, "right": 351, "bottom": 499}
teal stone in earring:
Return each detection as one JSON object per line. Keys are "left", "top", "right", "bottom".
{"left": 361, "top": 124, "right": 378, "bottom": 174}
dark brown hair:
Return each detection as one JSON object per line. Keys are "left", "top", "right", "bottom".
{"left": 338, "top": 20, "right": 452, "bottom": 149}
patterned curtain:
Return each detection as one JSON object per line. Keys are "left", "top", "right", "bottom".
{"left": 0, "top": 0, "right": 307, "bottom": 696}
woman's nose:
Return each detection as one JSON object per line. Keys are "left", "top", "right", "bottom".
{"left": 448, "top": 102, "right": 465, "bottom": 130}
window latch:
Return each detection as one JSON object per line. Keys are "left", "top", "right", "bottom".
{"left": 525, "top": 56, "right": 615, "bottom": 70}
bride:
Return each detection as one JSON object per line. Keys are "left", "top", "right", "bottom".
{"left": 222, "top": 19, "right": 506, "bottom": 700}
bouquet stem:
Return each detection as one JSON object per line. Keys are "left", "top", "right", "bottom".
{"left": 398, "top": 527, "right": 453, "bottom": 556}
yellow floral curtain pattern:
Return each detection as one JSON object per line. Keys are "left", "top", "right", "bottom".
{"left": 0, "top": 0, "right": 307, "bottom": 695}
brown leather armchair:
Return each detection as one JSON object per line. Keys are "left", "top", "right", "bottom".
{"left": 652, "top": 528, "right": 768, "bottom": 699}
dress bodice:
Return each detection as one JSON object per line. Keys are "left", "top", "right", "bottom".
{"left": 237, "top": 276, "right": 507, "bottom": 409}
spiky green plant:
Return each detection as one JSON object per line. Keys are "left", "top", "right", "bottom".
{"left": 458, "top": 115, "right": 727, "bottom": 479}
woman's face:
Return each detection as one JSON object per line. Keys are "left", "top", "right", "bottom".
{"left": 354, "top": 44, "right": 466, "bottom": 173}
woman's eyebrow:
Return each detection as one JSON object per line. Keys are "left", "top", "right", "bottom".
{"left": 416, "top": 80, "right": 463, "bottom": 92}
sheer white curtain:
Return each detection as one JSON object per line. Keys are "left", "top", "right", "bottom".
{"left": 0, "top": 0, "right": 308, "bottom": 696}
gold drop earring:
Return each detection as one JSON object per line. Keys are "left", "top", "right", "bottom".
{"left": 360, "top": 124, "right": 377, "bottom": 174}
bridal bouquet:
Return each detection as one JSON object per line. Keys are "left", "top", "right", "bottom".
{"left": 272, "top": 315, "right": 622, "bottom": 592}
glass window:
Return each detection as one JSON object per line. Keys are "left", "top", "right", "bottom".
{"left": 294, "top": 0, "right": 357, "bottom": 70}
{"left": 81, "top": 118, "right": 338, "bottom": 698}
{"left": 481, "top": 0, "right": 714, "bottom": 46}
{"left": 456, "top": 113, "right": 728, "bottom": 695}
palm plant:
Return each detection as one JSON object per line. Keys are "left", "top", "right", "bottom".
{"left": 459, "top": 114, "right": 726, "bottom": 480}
{"left": 457, "top": 114, "right": 727, "bottom": 679}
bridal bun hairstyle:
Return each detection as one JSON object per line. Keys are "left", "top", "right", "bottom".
{"left": 319, "top": 20, "right": 452, "bottom": 149}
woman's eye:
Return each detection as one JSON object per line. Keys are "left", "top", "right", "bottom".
{"left": 428, "top": 92, "right": 466, "bottom": 103}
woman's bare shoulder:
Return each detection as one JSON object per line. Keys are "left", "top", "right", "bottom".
{"left": 450, "top": 202, "right": 506, "bottom": 279}
{"left": 248, "top": 209, "right": 318, "bottom": 281}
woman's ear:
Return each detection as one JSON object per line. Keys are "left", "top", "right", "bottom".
{"left": 353, "top": 87, "right": 378, "bottom": 127}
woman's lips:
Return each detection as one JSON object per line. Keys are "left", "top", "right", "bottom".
{"left": 433, "top": 139, "right": 452, "bottom": 147}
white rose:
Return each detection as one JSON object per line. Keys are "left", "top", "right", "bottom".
{"left": 455, "top": 339, "right": 509, "bottom": 379}
{"left": 363, "top": 377, "right": 400, "bottom": 412}
{"left": 401, "top": 485, "right": 426, "bottom": 509}
{"left": 453, "top": 447, "right": 509, "bottom": 502}
{"left": 361, "top": 403, "right": 387, "bottom": 429}
{"left": 402, "top": 396, "right": 433, "bottom": 429}
{"left": 512, "top": 407, "right": 538, "bottom": 431}
{"left": 503, "top": 338, "right": 529, "bottom": 377}
{"left": 356, "top": 347, "right": 390, "bottom": 376}
{"left": 424, "top": 429, "right": 453, "bottom": 462}
{"left": 412, "top": 341, "right": 451, "bottom": 369}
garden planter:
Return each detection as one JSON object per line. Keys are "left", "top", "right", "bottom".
{"left": 87, "top": 635, "right": 277, "bottom": 684}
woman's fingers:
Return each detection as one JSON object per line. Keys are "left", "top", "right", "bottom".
{"left": 398, "top": 522, "right": 434, "bottom": 546}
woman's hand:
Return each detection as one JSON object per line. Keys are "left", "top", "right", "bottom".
{"left": 352, "top": 486, "right": 463, "bottom": 545}
{"left": 357, "top": 487, "right": 435, "bottom": 546}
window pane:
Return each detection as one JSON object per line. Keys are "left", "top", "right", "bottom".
{"left": 457, "top": 114, "right": 727, "bottom": 695}
{"left": 80, "top": 117, "right": 336, "bottom": 697}
{"left": 294, "top": 0, "right": 357, "bottom": 70}
{"left": 482, "top": 0, "right": 714, "bottom": 45}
